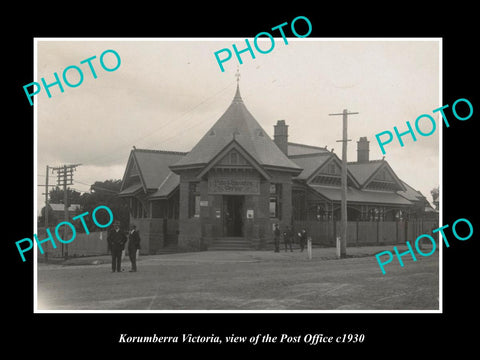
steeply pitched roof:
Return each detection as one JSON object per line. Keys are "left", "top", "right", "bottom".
{"left": 150, "top": 172, "right": 180, "bottom": 199}
{"left": 290, "top": 152, "right": 360, "bottom": 188}
{"left": 171, "top": 85, "right": 301, "bottom": 172}
{"left": 133, "top": 149, "right": 185, "bottom": 190}
{"left": 289, "top": 153, "right": 332, "bottom": 180}
{"left": 347, "top": 160, "right": 384, "bottom": 186}
{"left": 347, "top": 159, "right": 406, "bottom": 191}
{"left": 120, "top": 149, "right": 186, "bottom": 196}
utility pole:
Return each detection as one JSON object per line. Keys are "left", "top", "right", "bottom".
{"left": 329, "top": 109, "right": 358, "bottom": 259}
{"left": 38, "top": 165, "right": 51, "bottom": 262}
{"left": 51, "top": 163, "right": 81, "bottom": 259}
{"left": 44, "top": 165, "right": 49, "bottom": 227}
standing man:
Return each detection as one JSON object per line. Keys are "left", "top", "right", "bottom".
{"left": 108, "top": 221, "right": 127, "bottom": 273}
{"left": 273, "top": 224, "right": 280, "bottom": 253}
{"left": 299, "top": 228, "right": 308, "bottom": 252}
{"left": 283, "top": 225, "right": 293, "bottom": 252}
{"left": 128, "top": 224, "right": 141, "bottom": 272}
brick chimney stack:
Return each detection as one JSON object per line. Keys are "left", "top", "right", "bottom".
{"left": 357, "top": 136, "right": 370, "bottom": 163}
{"left": 274, "top": 120, "right": 289, "bottom": 156}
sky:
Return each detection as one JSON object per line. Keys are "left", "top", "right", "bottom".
{"left": 35, "top": 38, "right": 440, "bottom": 215}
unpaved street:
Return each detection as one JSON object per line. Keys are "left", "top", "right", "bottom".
{"left": 36, "top": 247, "right": 439, "bottom": 311}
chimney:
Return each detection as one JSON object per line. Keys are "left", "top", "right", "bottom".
{"left": 274, "top": 120, "right": 289, "bottom": 156}
{"left": 357, "top": 136, "right": 369, "bottom": 163}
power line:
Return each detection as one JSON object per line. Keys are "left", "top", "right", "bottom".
{"left": 81, "top": 82, "right": 234, "bottom": 167}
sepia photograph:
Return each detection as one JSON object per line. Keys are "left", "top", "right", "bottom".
{"left": 34, "top": 38, "right": 441, "bottom": 312}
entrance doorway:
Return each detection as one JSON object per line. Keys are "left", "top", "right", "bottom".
{"left": 223, "top": 195, "right": 244, "bottom": 236}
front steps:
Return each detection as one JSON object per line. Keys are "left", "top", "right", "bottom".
{"left": 208, "top": 237, "right": 254, "bottom": 251}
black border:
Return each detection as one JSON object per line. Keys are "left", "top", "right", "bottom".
{"left": 7, "top": 5, "right": 478, "bottom": 355}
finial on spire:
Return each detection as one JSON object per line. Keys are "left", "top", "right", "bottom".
{"left": 233, "top": 67, "right": 243, "bottom": 103}
{"left": 235, "top": 67, "right": 240, "bottom": 84}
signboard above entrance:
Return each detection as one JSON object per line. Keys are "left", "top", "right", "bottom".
{"left": 208, "top": 173, "right": 260, "bottom": 195}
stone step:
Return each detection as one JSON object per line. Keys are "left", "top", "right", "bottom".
{"left": 208, "top": 245, "right": 252, "bottom": 249}
{"left": 156, "top": 245, "right": 179, "bottom": 255}
{"left": 209, "top": 237, "right": 253, "bottom": 250}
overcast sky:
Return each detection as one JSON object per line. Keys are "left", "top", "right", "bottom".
{"left": 35, "top": 38, "right": 440, "bottom": 214}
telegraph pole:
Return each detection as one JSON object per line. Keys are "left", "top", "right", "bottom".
{"left": 44, "top": 165, "right": 50, "bottom": 227}
{"left": 51, "top": 163, "right": 81, "bottom": 259}
{"left": 38, "top": 165, "right": 51, "bottom": 262}
{"left": 329, "top": 109, "right": 358, "bottom": 259}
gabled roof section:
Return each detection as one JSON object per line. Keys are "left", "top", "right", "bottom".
{"left": 170, "top": 85, "right": 301, "bottom": 173}
{"left": 120, "top": 149, "right": 187, "bottom": 195}
{"left": 347, "top": 159, "right": 406, "bottom": 191}
{"left": 347, "top": 160, "right": 384, "bottom": 186}
{"left": 196, "top": 138, "right": 272, "bottom": 180}
{"left": 150, "top": 172, "right": 180, "bottom": 199}
{"left": 290, "top": 152, "right": 360, "bottom": 188}
{"left": 289, "top": 153, "right": 332, "bottom": 180}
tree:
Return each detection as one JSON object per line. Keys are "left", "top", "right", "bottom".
{"left": 39, "top": 179, "right": 129, "bottom": 233}
{"left": 37, "top": 204, "right": 57, "bottom": 228}
{"left": 430, "top": 186, "right": 439, "bottom": 210}
{"left": 80, "top": 179, "right": 130, "bottom": 232}
{"left": 48, "top": 186, "right": 82, "bottom": 206}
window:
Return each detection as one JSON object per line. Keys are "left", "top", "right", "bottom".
{"left": 188, "top": 182, "right": 201, "bottom": 218}
{"left": 269, "top": 198, "right": 278, "bottom": 218}
{"left": 131, "top": 198, "right": 145, "bottom": 219}
{"left": 269, "top": 183, "right": 282, "bottom": 219}
{"left": 368, "top": 207, "right": 385, "bottom": 221}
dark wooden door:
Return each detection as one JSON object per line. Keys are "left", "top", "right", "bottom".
{"left": 223, "top": 195, "right": 244, "bottom": 236}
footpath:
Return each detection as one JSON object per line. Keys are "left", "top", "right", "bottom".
{"left": 37, "top": 244, "right": 416, "bottom": 267}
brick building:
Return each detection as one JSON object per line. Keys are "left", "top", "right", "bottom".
{"left": 119, "top": 84, "right": 434, "bottom": 253}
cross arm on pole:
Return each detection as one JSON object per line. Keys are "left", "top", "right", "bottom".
{"left": 328, "top": 111, "right": 359, "bottom": 116}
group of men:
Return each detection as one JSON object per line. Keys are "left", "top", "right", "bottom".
{"left": 107, "top": 222, "right": 142, "bottom": 273}
{"left": 107, "top": 222, "right": 307, "bottom": 269}
{"left": 273, "top": 224, "right": 308, "bottom": 253}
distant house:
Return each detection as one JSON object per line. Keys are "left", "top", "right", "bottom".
{"left": 48, "top": 203, "right": 81, "bottom": 222}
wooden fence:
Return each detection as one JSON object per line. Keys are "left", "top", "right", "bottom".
{"left": 36, "top": 217, "right": 181, "bottom": 258}
{"left": 292, "top": 220, "right": 439, "bottom": 246}
{"left": 36, "top": 229, "right": 108, "bottom": 258}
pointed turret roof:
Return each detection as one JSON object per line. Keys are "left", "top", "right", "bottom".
{"left": 170, "top": 84, "right": 301, "bottom": 173}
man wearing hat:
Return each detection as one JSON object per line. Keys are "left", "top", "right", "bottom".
{"left": 127, "top": 224, "right": 141, "bottom": 272}
{"left": 107, "top": 221, "right": 127, "bottom": 272}
{"left": 273, "top": 223, "right": 280, "bottom": 253}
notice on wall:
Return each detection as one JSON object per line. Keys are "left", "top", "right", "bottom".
{"left": 208, "top": 173, "right": 260, "bottom": 195}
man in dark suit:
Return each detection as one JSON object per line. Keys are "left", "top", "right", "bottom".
{"left": 273, "top": 223, "right": 280, "bottom": 253}
{"left": 108, "top": 221, "right": 127, "bottom": 273}
{"left": 283, "top": 225, "right": 293, "bottom": 252}
{"left": 127, "top": 224, "right": 141, "bottom": 272}
{"left": 299, "top": 228, "right": 308, "bottom": 252}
